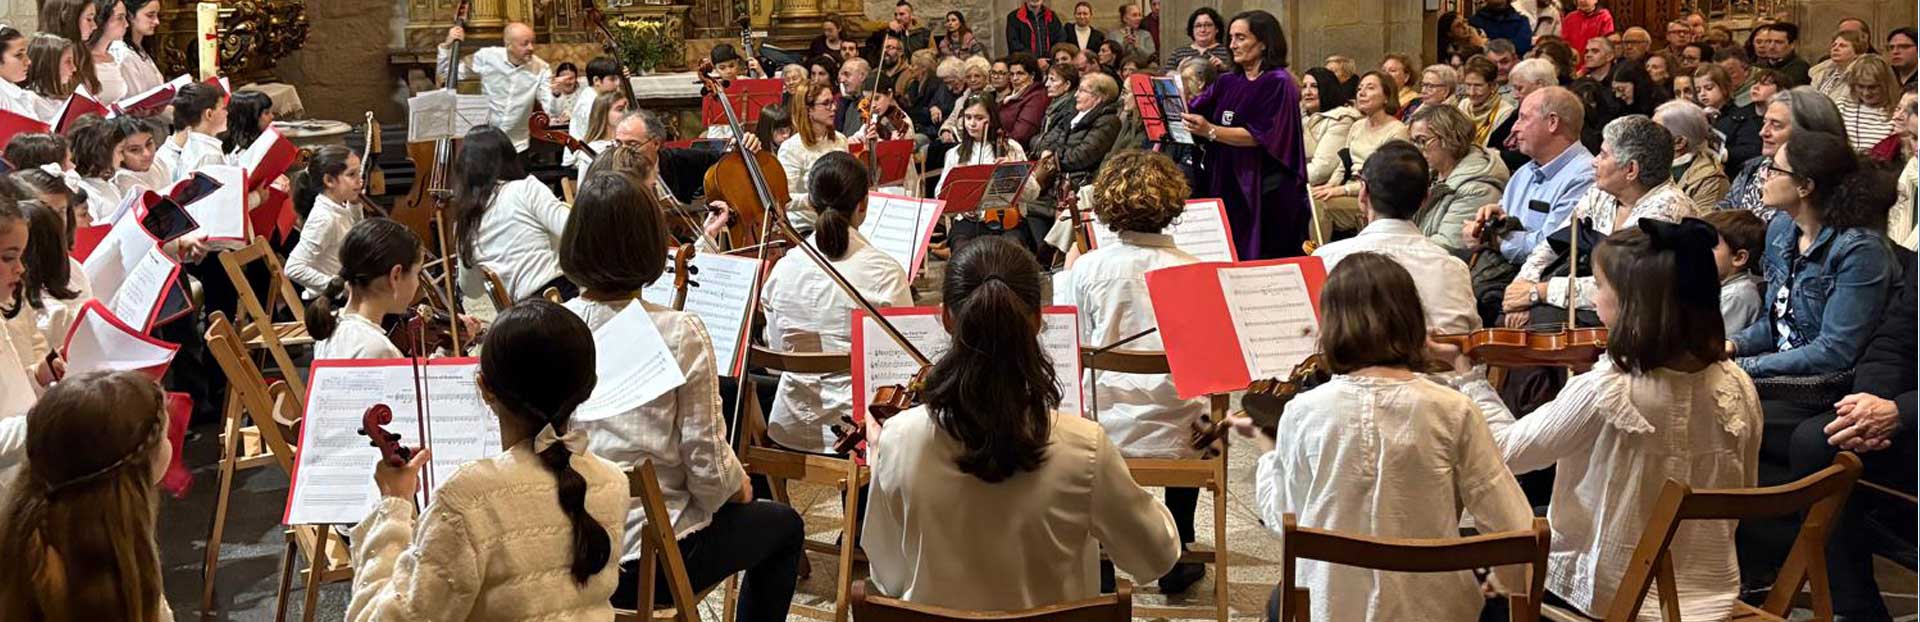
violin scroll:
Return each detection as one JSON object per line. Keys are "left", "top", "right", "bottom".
{"left": 358, "top": 404, "right": 416, "bottom": 467}
{"left": 1188, "top": 354, "right": 1330, "bottom": 456}
{"left": 829, "top": 370, "right": 927, "bottom": 458}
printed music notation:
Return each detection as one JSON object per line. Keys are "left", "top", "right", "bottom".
{"left": 1217, "top": 263, "right": 1320, "bottom": 381}
{"left": 852, "top": 307, "right": 1084, "bottom": 418}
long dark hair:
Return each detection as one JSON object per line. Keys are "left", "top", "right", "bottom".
{"left": 8, "top": 200, "right": 80, "bottom": 316}
{"left": 22, "top": 33, "right": 73, "bottom": 99}
{"left": 291, "top": 145, "right": 355, "bottom": 220}
{"left": 1593, "top": 219, "right": 1728, "bottom": 373}
{"left": 808, "top": 151, "right": 870, "bottom": 259}
{"left": 302, "top": 218, "right": 422, "bottom": 341}
{"left": 1302, "top": 67, "right": 1350, "bottom": 112}
{"left": 1230, "top": 10, "right": 1288, "bottom": 72}
{"left": 120, "top": 0, "right": 158, "bottom": 59}
{"left": 479, "top": 300, "right": 612, "bottom": 585}
{"left": 953, "top": 94, "right": 1009, "bottom": 163}
{"left": 924, "top": 236, "right": 1059, "bottom": 483}
{"left": 1783, "top": 131, "right": 1896, "bottom": 232}
{"left": 220, "top": 91, "right": 274, "bottom": 154}
{"left": 561, "top": 172, "right": 668, "bottom": 294}
{"left": 4, "top": 133, "right": 68, "bottom": 171}
{"left": 451, "top": 126, "right": 528, "bottom": 268}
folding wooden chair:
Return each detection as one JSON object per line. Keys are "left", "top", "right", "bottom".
{"left": 851, "top": 579, "right": 1134, "bottom": 622}
{"left": 563, "top": 176, "right": 579, "bottom": 204}
{"left": 477, "top": 264, "right": 514, "bottom": 311}
{"left": 616, "top": 460, "right": 736, "bottom": 622}
{"left": 1275, "top": 515, "right": 1552, "bottom": 622}
{"left": 196, "top": 312, "right": 289, "bottom": 616}
{"left": 218, "top": 237, "right": 313, "bottom": 398}
{"left": 735, "top": 345, "right": 865, "bottom": 622}
{"left": 1541, "top": 452, "right": 1864, "bottom": 622}
{"left": 204, "top": 313, "right": 353, "bottom": 622}
{"left": 1078, "top": 347, "right": 1233, "bottom": 622}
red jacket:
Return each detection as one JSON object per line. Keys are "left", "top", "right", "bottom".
{"left": 1561, "top": 8, "right": 1614, "bottom": 72}
{"left": 999, "top": 82, "right": 1050, "bottom": 148}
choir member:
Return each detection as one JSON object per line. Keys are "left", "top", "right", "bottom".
{"left": 285, "top": 146, "right": 369, "bottom": 299}
{"left": 156, "top": 82, "right": 228, "bottom": 183}
{"left": 81, "top": 0, "right": 132, "bottom": 104}
{"left": 1181, "top": 10, "right": 1311, "bottom": 259}
{"left": 0, "top": 197, "right": 59, "bottom": 419}
{"left": 0, "top": 27, "right": 36, "bottom": 119}
{"left": 20, "top": 34, "right": 74, "bottom": 122}
{"left": 111, "top": 0, "right": 165, "bottom": 95}
{"left": 66, "top": 114, "right": 136, "bottom": 223}
{"left": 110, "top": 117, "right": 169, "bottom": 195}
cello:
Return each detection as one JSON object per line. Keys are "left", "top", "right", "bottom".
{"left": 697, "top": 56, "right": 789, "bottom": 250}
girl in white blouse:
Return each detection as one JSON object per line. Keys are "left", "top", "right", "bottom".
{"left": 936, "top": 94, "right": 1027, "bottom": 194}
{"left": 351, "top": 300, "right": 627, "bottom": 621}
{"left": 3, "top": 198, "right": 89, "bottom": 372}
{"left": 1066, "top": 151, "right": 1212, "bottom": 593}
{"left": 0, "top": 27, "right": 37, "bottom": 120}
{"left": 1445, "top": 219, "right": 1763, "bottom": 621}
{"left": 451, "top": 125, "right": 574, "bottom": 302}
{"left": 1246, "top": 252, "right": 1533, "bottom": 622}
{"left": 157, "top": 83, "right": 227, "bottom": 183}
{"left": 302, "top": 218, "right": 419, "bottom": 361}
{"left": 778, "top": 81, "right": 850, "bottom": 206}
{"left": 112, "top": 119, "right": 171, "bottom": 195}
{"left": 81, "top": 0, "right": 132, "bottom": 104}
{"left": 110, "top": 0, "right": 166, "bottom": 96}
{"left": 0, "top": 371, "right": 175, "bottom": 622}
{"left": 285, "top": 146, "right": 367, "bottom": 298}
{"left": 558, "top": 172, "right": 803, "bottom": 619}
{"left": 21, "top": 34, "right": 77, "bottom": 123}
{"left": 0, "top": 198, "right": 60, "bottom": 418}
{"left": 67, "top": 115, "right": 139, "bottom": 224}
{"left": 761, "top": 152, "right": 912, "bottom": 454}
{"left": 863, "top": 235, "right": 1181, "bottom": 610}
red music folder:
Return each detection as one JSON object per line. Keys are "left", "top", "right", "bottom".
{"left": 236, "top": 127, "right": 297, "bottom": 192}
{"left": 61, "top": 299, "right": 180, "bottom": 380}
{"left": 52, "top": 92, "right": 110, "bottom": 134}
{"left": 113, "top": 74, "right": 192, "bottom": 117}
{"left": 700, "top": 78, "right": 784, "bottom": 126}
{"left": 70, "top": 223, "right": 111, "bottom": 262}
{"left": 1145, "top": 257, "right": 1329, "bottom": 399}
{"left": 847, "top": 139, "right": 914, "bottom": 186}
{"left": 0, "top": 108, "right": 50, "bottom": 148}
{"left": 934, "top": 161, "right": 1035, "bottom": 215}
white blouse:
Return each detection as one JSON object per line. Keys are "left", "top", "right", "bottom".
{"left": 1069, "top": 231, "right": 1208, "bottom": 458}
{"left": 777, "top": 132, "right": 849, "bottom": 204}
{"left": 109, "top": 41, "right": 165, "bottom": 96}
{"left": 1256, "top": 372, "right": 1534, "bottom": 622}
{"left": 73, "top": 174, "right": 126, "bottom": 225}
{"left": 23, "top": 258, "right": 92, "bottom": 359}
{"left": 312, "top": 313, "right": 403, "bottom": 361}
{"left": 1517, "top": 183, "right": 1695, "bottom": 310}
{"left": 158, "top": 131, "right": 226, "bottom": 183}
{"left": 0, "top": 318, "right": 40, "bottom": 420}
{"left": 759, "top": 229, "right": 911, "bottom": 453}
{"left": 935, "top": 138, "right": 1028, "bottom": 198}
{"left": 347, "top": 442, "right": 627, "bottom": 622}
{"left": 863, "top": 407, "right": 1182, "bottom": 610}
{"left": 284, "top": 194, "right": 366, "bottom": 297}
{"left": 562, "top": 297, "right": 745, "bottom": 558}
{"left": 466, "top": 177, "right": 570, "bottom": 302}
{"left": 1468, "top": 359, "right": 1761, "bottom": 621}
{"left": 4, "top": 299, "right": 45, "bottom": 370}
{"left": 0, "top": 79, "right": 43, "bottom": 121}
{"left": 113, "top": 159, "right": 174, "bottom": 197}
{"left": 88, "top": 53, "right": 131, "bottom": 104}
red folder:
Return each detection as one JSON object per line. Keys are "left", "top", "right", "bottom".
{"left": 1146, "top": 257, "right": 1329, "bottom": 399}
{"left": 113, "top": 74, "right": 192, "bottom": 117}
{"left": 160, "top": 391, "right": 195, "bottom": 498}
{"left": 248, "top": 186, "right": 294, "bottom": 240}
{"left": 1128, "top": 73, "right": 1169, "bottom": 143}
{"left": 70, "top": 223, "right": 111, "bottom": 262}
{"left": 53, "top": 93, "right": 110, "bottom": 134}
{"left": 0, "top": 109, "right": 50, "bottom": 149}
{"left": 934, "top": 161, "right": 1035, "bottom": 215}
{"left": 236, "top": 127, "right": 297, "bottom": 191}
{"left": 60, "top": 299, "right": 181, "bottom": 379}
{"left": 700, "top": 78, "right": 784, "bottom": 126}
{"left": 848, "top": 139, "right": 914, "bottom": 186}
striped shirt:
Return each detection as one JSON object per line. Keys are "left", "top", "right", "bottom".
{"left": 1839, "top": 101, "right": 1898, "bottom": 154}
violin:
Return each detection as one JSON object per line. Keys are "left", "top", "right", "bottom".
{"left": 1050, "top": 155, "right": 1081, "bottom": 249}
{"left": 668, "top": 243, "right": 696, "bottom": 311}
{"left": 695, "top": 59, "right": 788, "bottom": 250}
{"left": 1431, "top": 327, "right": 1608, "bottom": 371}
{"left": 529, "top": 105, "right": 599, "bottom": 158}
{"left": 1188, "top": 354, "right": 1330, "bottom": 457}
{"left": 357, "top": 403, "right": 416, "bottom": 467}
{"left": 386, "top": 305, "right": 479, "bottom": 358}
{"left": 830, "top": 368, "right": 926, "bottom": 457}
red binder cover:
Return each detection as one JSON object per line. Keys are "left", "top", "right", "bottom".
{"left": 236, "top": 127, "right": 297, "bottom": 192}
{"left": 700, "top": 78, "right": 784, "bottom": 125}
{"left": 1128, "top": 73, "right": 1169, "bottom": 143}
{"left": 112, "top": 74, "right": 192, "bottom": 117}
{"left": 848, "top": 139, "right": 914, "bottom": 186}
{"left": 53, "top": 92, "right": 110, "bottom": 134}
{"left": 160, "top": 391, "right": 194, "bottom": 497}
{"left": 934, "top": 161, "right": 1035, "bottom": 215}
{"left": 70, "top": 223, "right": 112, "bottom": 262}
{"left": 60, "top": 299, "right": 180, "bottom": 379}
{"left": 0, "top": 109, "right": 50, "bottom": 149}
{"left": 1146, "top": 257, "right": 1328, "bottom": 399}
{"left": 248, "top": 186, "right": 294, "bottom": 240}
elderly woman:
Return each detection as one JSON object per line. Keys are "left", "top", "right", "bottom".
{"left": 1455, "top": 56, "right": 1514, "bottom": 147}
{"left": 998, "top": 53, "right": 1051, "bottom": 148}
{"left": 1381, "top": 54, "right": 1420, "bottom": 113}
{"left": 1501, "top": 115, "right": 1696, "bottom": 327}
{"left": 1695, "top": 64, "right": 1762, "bottom": 176}
{"left": 1302, "top": 67, "right": 1361, "bottom": 186}
{"left": 1041, "top": 61, "right": 1082, "bottom": 136}
{"left": 1310, "top": 71, "right": 1408, "bottom": 239}
{"left": 1410, "top": 104, "right": 1510, "bottom": 252}
{"left": 1838, "top": 55, "right": 1901, "bottom": 154}
{"left": 1031, "top": 72, "right": 1122, "bottom": 259}
{"left": 1720, "top": 87, "right": 1848, "bottom": 220}
{"left": 1809, "top": 29, "right": 1870, "bottom": 104}
{"left": 1653, "top": 100, "right": 1730, "bottom": 211}
{"left": 1400, "top": 63, "right": 1457, "bottom": 122}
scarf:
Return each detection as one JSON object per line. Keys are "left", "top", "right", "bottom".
{"left": 1467, "top": 96, "right": 1505, "bottom": 146}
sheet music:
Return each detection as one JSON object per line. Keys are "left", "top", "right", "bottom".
{"left": 1217, "top": 263, "right": 1320, "bottom": 380}
{"left": 418, "top": 362, "right": 497, "bottom": 497}
{"left": 456, "top": 94, "right": 490, "bottom": 135}
{"left": 62, "top": 303, "right": 177, "bottom": 376}
{"left": 856, "top": 193, "right": 943, "bottom": 278}
{"left": 574, "top": 302, "right": 689, "bottom": 422}
{"left": 1051, "top": 271, "right": 1076, "bottom": 307}
{"left": 100, "top": 187, "right": 145, "bottom": 226}
{"left": 104, "top": 245, "right": 174, "bottom": 330}
{"left": 854, "top": 308, "right": 1083, "bottom": 417}
{"left": 1153, "top": 76, "right": 1195, "bottom": 144}
{"left": 982, "top": 162, "right": 1034, "bottom": 208}
{"left": 406, "top": 89, "right": 457, "bottom": 143}
{"left": 1090, "top": 199, "right": 1235, "bottom": 263}
{"left": 183, "top": 165, "right": 248, "bottom": 242}
{"left": 639, "top": 253, "right": 761, "bottom": 377}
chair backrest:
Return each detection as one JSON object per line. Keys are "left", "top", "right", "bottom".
{"left": 747, "top": 346, "right": 852, "bottom": 375}
{"left": 851, "top": 580, "right": 1133, "bottom": 622}
{"left": 218, "top": 237, "right": 309, "bottom": 397}
{"left": 477, "top": 265, "right": 513, "bottom": 311}
{"left": 1602, "top": 452, "right": 1863, "bottom": 622}
{"left": 1077, "top": 347, "right": 1230, "bottom": 424}
{"left": 203, "top": 312, "right": 299, "bottom": 474}
{"left": 625, "top": 460, "right": 702, "bottom": 621}
{"left": 1277, "top": 515, "right": 1551, "bottom": 622}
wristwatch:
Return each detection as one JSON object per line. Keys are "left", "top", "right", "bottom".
{"left": 1528, "top": 286, "right": 1541, "bottom": 305}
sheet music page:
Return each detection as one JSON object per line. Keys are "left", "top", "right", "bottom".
{"left": 418, "top": 361, "right": 496, "bottom": 498}
{"left": 285, "top": 364, "right": 428, "bottom": 525}
{"left": 1217, "top": 263, "right": 1320, "bottom": 380}
{"left": 855, "top": 193, "right": 942, "bottom": 277}
{"left": 855, "top": 308, "right": 1083, "bottom": 416}
{"left": 100, "top": 184, "right": 145, "bottom": 226}
{"left": 62, "top": 303, "right": 176, "bottom": 376}
{"left": 574, "top": 302, "right": 688, "bottom": 422}
{"left": 455, "top": 94, "right": 491, "bottom": 136}
{"left": 183, "top": 165, "right": 248, "bottom": 241}
{"left": 980, "top": 162, "right": 1034, "bottom": 208}
{"left": 104, "top": 245, "right": 173, "bottom": 330}
{"left": 1153, "top": 76, "right": 1195, "bottom": 144}
{"left": 405, "top": 89, "right": 456, "bottom": 143}
{"left": 82, "top": 210, "right": 159, "bottom": 314}
{"left": 1039, "top": 310, "right": 1084, "bottom": 416}
{"left": 1090, "top": 199, "right": 1236, "bottom": 263}
{"left": 683, "top": 254, "right": 760, "bottom": 377}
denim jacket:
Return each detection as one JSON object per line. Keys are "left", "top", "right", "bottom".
{"left": 1731, "top": 213, "right": 1896, "bottom": 378}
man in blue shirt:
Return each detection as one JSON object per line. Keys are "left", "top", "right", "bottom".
{"left": 1465, "top": 86, "right": 1594, "bottom": 264}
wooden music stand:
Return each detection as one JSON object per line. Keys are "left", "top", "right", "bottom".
{"left": 615, "top": 460, "right": 738, "bottom": 622}
{"left": 1276, "top": 515, "right": 1552, "bottom": 622}
{"left": 851, "top": 579, "right": 1134, "bottom": 622}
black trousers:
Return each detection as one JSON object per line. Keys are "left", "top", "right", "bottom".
{"left": 1166, "top": 486, "right": 1198, "bottom": 545}
{"left": 611, "top": 500, "right": 805, "bottom": 622}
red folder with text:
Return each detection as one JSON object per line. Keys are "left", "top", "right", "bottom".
{"left": 53, "top": 92, "right": 110, "bottom": 133}
{"left": 700, "top": 78, "right": 784, "bottom": 125}
{"left": 848, "top": 139, "right": 915, "bottom": 186}
{"left": 0, "top": 109, "right": 50, "bottom": 148}
{"left": 236, "top": 127, "right": 297, "bottom": 192}
{"left": 1146, "top": 257, "right": 1328, "bottom": 399}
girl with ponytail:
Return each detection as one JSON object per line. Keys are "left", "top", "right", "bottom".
{"left": 285, "top": 145, "right": 368, "bottom": 298}
{"left": 759, "top": 151, "right": 912, "bottom": 455}
{"left": 352, "top": 299, "right": 626, "bottom": 619}
{"left": 861, "top": 235, "right": 1180, "bottom": 610}
{"left": 304, "top": 218, "right": 421, "bottom": 360}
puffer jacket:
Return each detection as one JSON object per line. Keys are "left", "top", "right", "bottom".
{"left": 1416, "top": 145, "right": 1511, "bottom": 252}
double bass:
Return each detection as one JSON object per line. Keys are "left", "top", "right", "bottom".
{"left": 399, "top": 0, "right": 473, "bottom": 355}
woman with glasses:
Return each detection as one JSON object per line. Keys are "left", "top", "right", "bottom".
{"left": 1718, "top": 87, "right": 1847, "bottom": 220}
{"left": 1179, "top": 10, "right": 1310, "bottom": 259}
{"left": 1454, "top": 57, "right": 1513, "bottom": 147}
{"left": 1399, "top": 63, "right": 1457, "bottom": 122}
{"left": 1409, "top": 103, "right": 1509, "bottom": 252}
{"left": 777, "top": 81, "right": 850, "bottom": 207}
{"left": 1163, "top": 7, "right": 1231, "bottom": 73}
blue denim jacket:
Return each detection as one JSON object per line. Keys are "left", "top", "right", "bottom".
{"left": 1732, "top": 213, "right": 1896, "bottom": 378}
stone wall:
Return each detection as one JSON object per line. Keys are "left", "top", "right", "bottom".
{"left": 272, "top": 0, "right": 407, "bottom": 122}
{"left": 858, "top": 0, "right": 1143, "bottom": 57}
{"left": 0, "top": 2, "right": 37, "bottom": 31}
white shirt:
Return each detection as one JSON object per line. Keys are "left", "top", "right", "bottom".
{"left": 573, "top": 139, "right": 615, "bottom": 188}
{"left": 312, "top": 313, "right": 403, "bottom": 360}
{"left": 466, "top": 177, "right": 571, "bottom": 302}
{"left": 863, "top": 407, "right": 1182, "bottom": 610}
{"left": 563, "top": 89, "right": 604, "bottom": 168}
{"left": 1069, "top": 231, "right": 1208, "bottom": 458}
{"left": 777, "top": 132, "right": 849, "bottom": 205}
{"left": 1313, "top": 219, "right": 1481, "bottom": 334}
{"left": 0, "top": 319, "right": 40, "bottom": 420}
{"left": 109, "top": 41, "right": 165, "bottom": 96}
{"left": 285, "top": 194, "right": 366, "bottom": 297}
{"left": 760, "top": 230, "right": 911, "bottom": 453}
{"left": 1256, "top": 372, "right": 1534, "bottom": 622}
{"left": 5, "top": 297, "right": 46, "bottom": 369}
{"left": 1518, "top": 183, "right": 1695, "bottom": 309}
{"left": 73, "top": 174, "right": 125, "bottom": 225}
{"left": 0, "top": 79, "right": 42, "bottom": 121}
{"left": 158, "top": 131, "right": 226, "bottom": 183}
{"left": 436, "top": 45, "right": 555, "bottom": 152}
{"left": 88, "top": 53, "right": 131, "bottom": 104}
{"left": 27, "top": 93, "right": 62, "bottom": 124}
{"left": 114, "top": 160, "right": 174, "bottom": 197}
{"left": 935, "top": 138, "right": 1028, "bottom": 197}
{"left": 563, "top": 297, "right": 745, "bottom": 555}
{"left": 27, "top": 258, "right": 92, "bottom": 356}
{"left": 1469, "top": 359, "right": 1761, "bottom": 620}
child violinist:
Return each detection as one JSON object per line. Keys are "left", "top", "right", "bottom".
{"left": 862, "top": 235, "right": 1181, "bottom": 609}
{"left": 303, "top": 218, "right": 420, "bottom": 361}
{"left": 1066, "top": 150, "right": 1210, "bottom": 593}
{"left": 558, "top": 171, "right": 803, "bottom": 619}
{"left": 1242, "top": 251, "right": 1533, "bottom": 622}
{"left": 351, "top": 300, "right": 627, "bottom": 618}
{"left": 285, "top": 145, "right": 368, "bottom": 299}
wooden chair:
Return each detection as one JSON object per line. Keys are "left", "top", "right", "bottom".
{"left": 477, "top": 264, "right": 514, "bottom": 311}
{"left": 218, "top": 237, "right": 313, "bottom": 397}
{"left": 1078, "top": 347, "right": 1232, "bottom": 622}
{"left": 1274, "top": 515, "right": 1551, "bottom": 622}
{"left": 736, "top": 345, "right": 865, "bottom": 622}
{"left": 616, "top": 460, "right": 736, "bottom": 622}
{"left": 1542, "top": 452, "right": 1864, "bottom": 622}
{"left": 563, "top": 176, "right": 579, "bottom": 204}
{"left": 851, "top": 579, "right": 1134, "bottom": 622}
{"left": 196, "top": 311, "right": 291, "bottom": 617}
{"left": 203, "top": 313, "right": 353, "bottom": 622}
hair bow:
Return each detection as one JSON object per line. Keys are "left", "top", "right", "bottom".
{"left": 533, "top": 423, "right": 589, "bottom": 455}
{"left": 1639, "top": 217, "right": 1719, "bottom": 253}
{"left": 1639, "top": 217, "right": 1721, "bottom": 307}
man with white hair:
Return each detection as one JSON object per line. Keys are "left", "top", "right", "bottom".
{"left": 1462, "top": 86, "right": 1594, "bottom": 325}
{"left": 440, "top": 22, "right": 558, "bottom": 152}
{"left": 1490, "top": 58, "right": 1559, "bottom": 171}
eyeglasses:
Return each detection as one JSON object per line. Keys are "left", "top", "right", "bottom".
{"left": 812, "top": 99, "right": 837, "bottom": 109}
{"left": 1766, "top": 164, "right": 1800, "bottom": 179}
{"left": 990, "top": 69, "right": 1009, "bottom": 75}
{"left": 1410, "top": 134, "right": 1434, "bottom": 147}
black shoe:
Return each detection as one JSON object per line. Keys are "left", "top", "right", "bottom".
{"left": 1157, "top": 561, "right": 1205, "bottom": 594}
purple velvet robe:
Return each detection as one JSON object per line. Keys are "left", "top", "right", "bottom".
{"left": 1190, "top": 67, "right": 1310, "bottom": 260}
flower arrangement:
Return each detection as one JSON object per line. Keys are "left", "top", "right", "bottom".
{"left": 609, "top": 15, "right": 685, "bottom": 73}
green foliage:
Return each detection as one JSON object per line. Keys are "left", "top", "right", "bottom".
{"left": 609, "top": 16, "right": 685, "bottom": 72}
